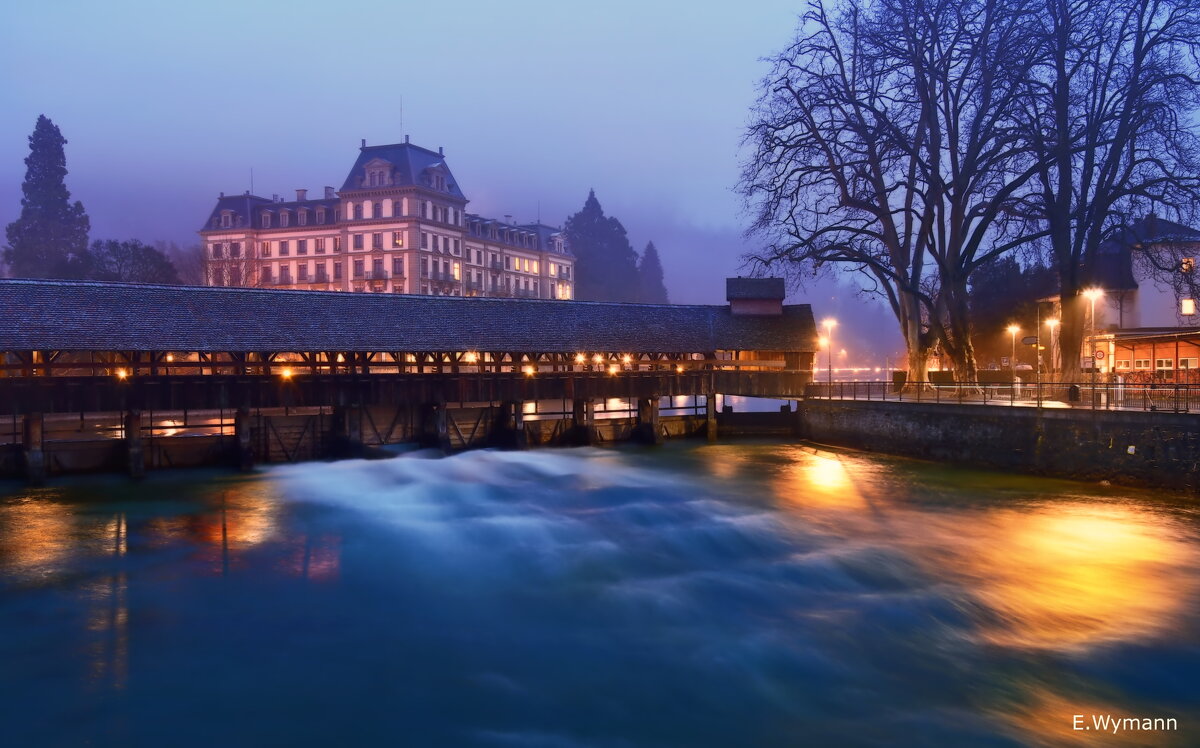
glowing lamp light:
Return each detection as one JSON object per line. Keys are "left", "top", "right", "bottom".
{"left": 823, "top": 318, "right": 838, "bottom": 330}
{"left": 818, "top": 336, "right": 829, "bottom": 348}
{"left": 1006, "top": 324, "right": 1020, "bottom": 335}
{"left": 1083, "top": 287, "right": 1105, "bottom": 301}
{"left": 281, "top": 368, "right": 293, "bottom": 379}
{"left": 116, "top": 369, "right": 128, "bottom": 380}
{"left": 676, "top": 365, "right": 684, "bottom": 373}
{"left": 1046, "top": 318, "right": 1060, "bottom": 329}
{"left": 593, "top": 354, "right": 604, "bottom": 364}
{"left": 464, "top": 352, "right": 479, "bottom": 364}
{"left": 165, "top": 353, "right": 174, "bottom": 363}
{"left": 574, "top": 353, "right": 586, "bottom": 364}
{"left": 522, "top": 365, "right": 534, "bottom": 376}
{"left": 621, "top": 354, "right": 632, "bottom": 364}
{"left": 608, "top": 364, "right": 619, "bottom": 375}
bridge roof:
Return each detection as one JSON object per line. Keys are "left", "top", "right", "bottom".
{"left": 0, "top": 280, "right": 817, "bottom": 354}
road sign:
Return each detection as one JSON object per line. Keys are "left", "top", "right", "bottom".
{"left": 1001, "top": 356, "right": 1009, "bottom": 366}
{"left": 1094, "top": 350, "right": 1105, "bottom": 360}
{"left": 1021, "top": 335, "right": 1038, "bottom": 346}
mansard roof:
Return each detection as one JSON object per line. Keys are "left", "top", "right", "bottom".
{"left": 200, "top": 194, "right": 339, "bottom": 233}
{"left": 0, "top": 280, "right": 817, "bottom": 354}
{"left": 340, "top": 142, "right": 467, "bottom": 199}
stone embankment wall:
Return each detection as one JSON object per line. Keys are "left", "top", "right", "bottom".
{"left": 799, "top": 400, "right": 1200, "bottom": 492}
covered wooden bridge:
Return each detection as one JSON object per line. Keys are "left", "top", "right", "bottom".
{"left": 0, "top": 278, "right": 816, "bottom": 480}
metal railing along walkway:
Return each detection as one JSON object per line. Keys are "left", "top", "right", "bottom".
{"left": 805, "top": 381, "right": 1200, "bottom": 414}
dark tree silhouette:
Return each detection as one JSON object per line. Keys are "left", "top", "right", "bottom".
{"left": 3, "top": 115, "right": 90, "bottom": 278}
{"left": 563, "top": 190, "right": 641, "bottom": 302}
{"left": 85, "top": 239, "right": 180, "bottom": 284}
{"left": 1014, "top": 0, "right": 1200, "bottom": 378}
{"left": 638, "top": 241, "right": 669, "bottom": 303}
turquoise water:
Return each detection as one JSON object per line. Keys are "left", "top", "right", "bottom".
{"left": 1, "top": 443, "right": 1197, "bottom": 746}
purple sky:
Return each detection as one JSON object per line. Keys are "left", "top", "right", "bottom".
{"left": 0, "top": 0, "right": 902, "bottom": 364}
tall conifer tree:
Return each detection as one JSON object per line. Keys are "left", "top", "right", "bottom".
{"left": 4, "top": 115, "right": 90, "bottom": 278}
{"left": 563, "top": 190, "right": 640, "bottom": 302}
{"left": 637, "top": 241, "right": 669, "bottom": 303}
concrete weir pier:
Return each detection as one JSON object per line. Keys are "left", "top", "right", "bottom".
{"left": 0, "top": 278, "right": 815, "bottom": 481}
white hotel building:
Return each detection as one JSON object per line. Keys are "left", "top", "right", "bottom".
{"left": 199, "top": 138, "right": 574, "bottom": 299}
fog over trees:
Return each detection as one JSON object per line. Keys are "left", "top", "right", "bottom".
{"left": 564, "top": 190, "right": 672, "bottom": 303}
{"left": 743, "top": 0, "right": 1200, "bottom": 380}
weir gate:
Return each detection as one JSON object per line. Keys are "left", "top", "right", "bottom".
{"left": 0, "top": 278, "right": 816, "bottom": 482}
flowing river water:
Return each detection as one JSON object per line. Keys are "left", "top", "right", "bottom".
{"left": 1, "top": 443, "right": 1197, "bottom": 747}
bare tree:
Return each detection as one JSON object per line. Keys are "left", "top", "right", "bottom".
{"left": 1015, "top": 0, "right": 1200, "bottom": 377}
{"left": 156, "top": 241, "right": 206, "bottom": 285}
{"left": 742, "top": 0, "right": 1041, "bottom": 380}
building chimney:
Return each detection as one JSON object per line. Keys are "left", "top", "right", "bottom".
{"left": 439, "top": 146, "right": 444, "bottom": 156}
{"left": 219, "top": 191, "right": 224, "bottom": 198}
{"left": 324, "top": 186, "right": 336, "bottom": 199}
{"left": 405, "top": 134, "right": 410, "bottom": 144}
{"left": 726, "top": 277, "right": 786, "bottom": 316}
{"left": 361, "top": 138, "right": 366, "bottom": 149}
{"left": 296, "top": 188, "right": 307, "bottom": 201}
{"left": 272, "top": 193, "right": 279, "bottom": 202}
{"left": 504, "top": 215, "right": 513, "bottom": 224}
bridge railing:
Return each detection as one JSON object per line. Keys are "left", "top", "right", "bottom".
{"left": 804, "top": 380, "right": 1200, "bottom": 414}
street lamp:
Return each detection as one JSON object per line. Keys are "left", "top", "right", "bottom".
{"left": 1083, "top": 288, "right": 1105, "bottom": 386}
{"left": 823, "top": 318, "right": 837, "bottom": 388}
{"left": 1006, "top": 324, "right": 1020, "bottom": 375}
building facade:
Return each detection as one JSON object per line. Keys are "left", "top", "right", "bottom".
{"left": 199, "top": 139, "right": 574, "bottom": 299}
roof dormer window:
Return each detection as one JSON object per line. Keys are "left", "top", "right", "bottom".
{"left": 280, "top": 211, "right": 289, "bottom": 228}
{"left": 316, "top": 207, "right": 326, "bottom": 224}
{"left": 298, "top": 209, "right": 307, "bottom": 226}
{"left": 220, "top": 212, "right": 232, "bottom": 228}
{"left": 261, "top": 213, "right": 272, "bottom": 229}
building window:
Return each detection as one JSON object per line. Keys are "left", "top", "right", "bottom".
{"left": 316, "top": 208, "right": 325, "bottom": 224}
{"left": 298, "top": 210, "right": 307, "bottom": 226}
{"left": 372, "top": 232, "right": 383, "bottom": 250}
{"left": 1183, "top": 298, "right": 1196, "bottom": 316}
{"left": 333, "top": 261, "right": 343, "bottom": 280}
{"left": 221, "top": 213, "right": 231, "bottom": 228}
{"left": 316, "top": 262, "right": 327, "bottom": 281}
{"left": 315, "top": 238, "right": 325, "bottom": 254}
{"left": 1155, "top": 358, "right": 1174, "bottom": 370}
{"left": 260, "top": 241, "right": 271, "bottom": 258}
{"left": 393, "top": 257, "right": 404, "bottom": 275}
{"left": 420, "top": 202, "right": 428, "bottom": 219}
{"left": 1183, "top": 257, "right": 1195, "bottom": 273}
{"left": 420, "top": 258, "right": 429, "bottom": 278}
{"left": 1116, "top": 359, "right": 1130, "bottom": 369}
{"left": 298, "top": 265, "right": 309, "bottom": 282}
{"left": 231, "top": 242, "right": 242, "bottom": 258}
{"left": 211, "top": 243, "right": 222, "bottom": 259}
{"left": 421, "top": 232, "right": 429, "bottom": 250}
{"left": 279, "top": 240, "right": 289, "bottom": 257}
{"left": 353, "top": 234, "right": 364, "bottom": 250}
{"left": 260, "top": 267, "right": 272, "bottom": 284}
{"left": 392, "top": 231, "right": 404, "bottom": 248}
{"left": 504, "top": 257, "right": 511, "bottom": 270}
{"left": 353, "top": 203, "right": 363, "bottom": 220}
{"left": 374, "top": 202, "right": 382, "bottom": 218}
{"left": 453, "top": 239, "right": 460, "bottom": 255}
{"left": 1134, "top": 359, "right": 1151, "bottom": 369}
{"left": 280, "top": 212, "right": 289, "bottom": 228}
{"left": 1181, "top": 357, "right": 1199, "bottom": 370}
{"left": 372, "top": 258, "right": 384, "bottom": 276}
{"left": 353, "top": 259, "right": 364, "bottom": 279}
{"left": 333, "top": 236, "right": 341, "bottom": 252}
{"left": 297, "top": 239, "right": 308, "bottom": 256}
{"left": 261, "top": 213, "right": 271, "bottom": 228}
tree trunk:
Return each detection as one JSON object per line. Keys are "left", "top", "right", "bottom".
{"left": 1058, "top": 288, "right": 1086, "bottom": 382}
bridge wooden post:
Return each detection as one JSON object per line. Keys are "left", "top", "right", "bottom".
{"left": 125, "top": 410, "right": 145, "bottom": 479}
{"left": 418, "top": 402, "right": 451, "bottom": 451}
{"left": 570, "top": 398, "right": 595, "bottom": 445}
{"left": 23, "top": 413, "right": 46, "bottom": 485}
{"left": 634, "top": 397, "right": 663, "bottom": 445}
{"left": 705, "top": 393, "right": 718, "bottom": 443}
{"left": 234, "top": 406, "right": 254, "bottom": 471}
{"left": 333, "top": 403, "right": 365, "bottom": 457}
{"left": 489, "top": 401, "right": 527, "bottom": 449}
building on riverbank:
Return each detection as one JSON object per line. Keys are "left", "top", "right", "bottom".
{"left": 199, "top": 138, "right": 575, "bottom": 299}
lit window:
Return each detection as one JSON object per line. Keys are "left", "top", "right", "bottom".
{"left": 1183, "top": 257, "right": 1195, "bottom": 273}
{"left": 1183, "top": 298, "right": 1196, "bottom": 316}
{"left": 1181, "top": 358, "right": 1199, "bottom": 370}
{"left": 392, "top": 231, "right": 404, "bottom": 248}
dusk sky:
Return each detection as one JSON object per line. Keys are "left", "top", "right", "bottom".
{"left": 0, "top": 0, "right": 902, "bottom": 363}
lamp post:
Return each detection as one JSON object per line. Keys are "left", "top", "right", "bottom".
{"left": 1084, "top": 288, "right": 1104, "bottom": 388}
{"left": 1007, "top": 324, "right": 1020, "bottom": 374}
{"left": 823, "top": 318, "right": 837, "bottom": 389}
